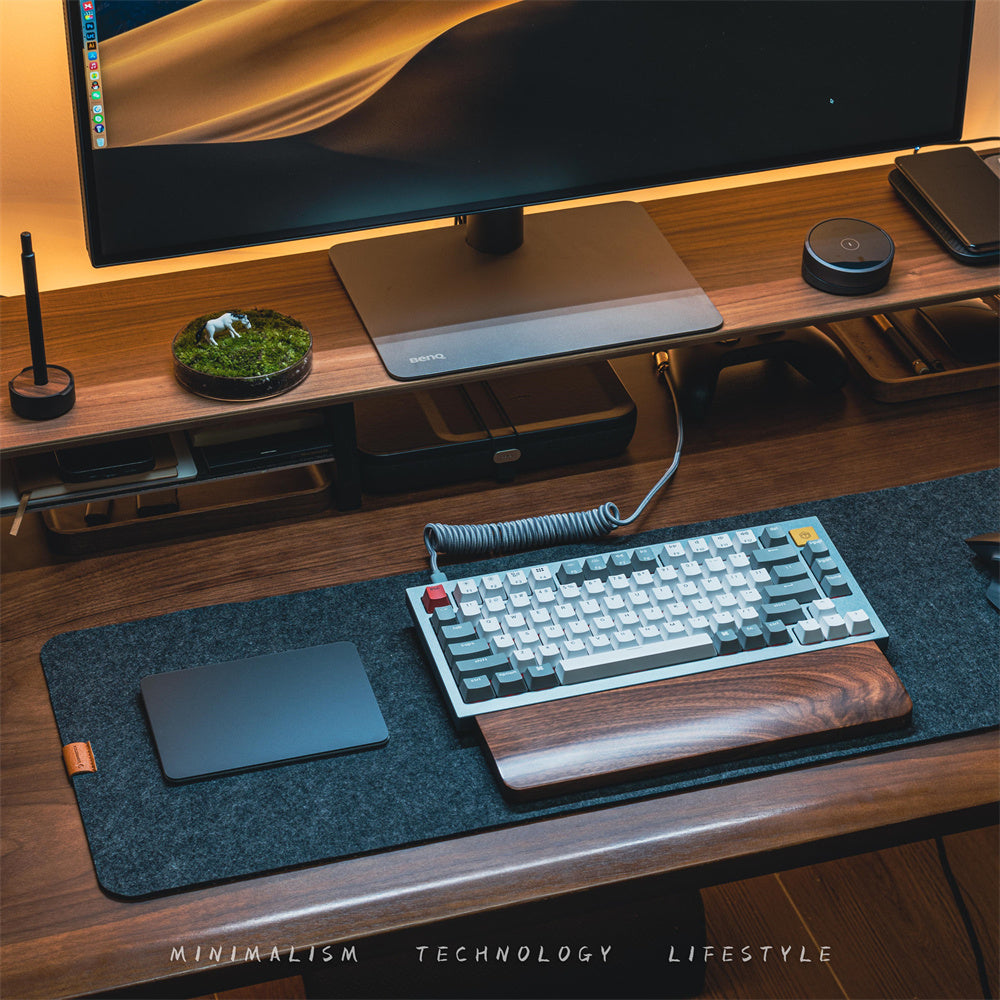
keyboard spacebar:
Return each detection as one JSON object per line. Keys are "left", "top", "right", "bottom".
{"left": 556, "top": 634, "right": 717, "bottom": 684}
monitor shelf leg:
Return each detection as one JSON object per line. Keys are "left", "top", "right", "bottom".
{"left": 328, "top": 402, "right": 362, "bottom": 510}
{"left": 667, "top": 327, "right": 849, "bottom": 419}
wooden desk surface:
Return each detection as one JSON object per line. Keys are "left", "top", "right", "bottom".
{"left": 1, "top": 163, "right": 999, "bottom": 999}
{"left": 1, "top": 160, "right": 997, "bottom": 457}
{"left": 3, "top": 357, "right": 998, "bottom": 999}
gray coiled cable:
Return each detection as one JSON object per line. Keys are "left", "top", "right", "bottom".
{"left": 424, "top": 354, "right": 682, "bottom": 581}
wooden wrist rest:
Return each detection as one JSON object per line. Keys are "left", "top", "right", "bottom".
{"left": 475, "top": 641, "right": 912, "bottom": 801}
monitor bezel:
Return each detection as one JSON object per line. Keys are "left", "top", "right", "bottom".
{"left": 63, "top": 0, "right": 976, "bottom": 268}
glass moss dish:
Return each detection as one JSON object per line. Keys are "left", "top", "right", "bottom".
{"left": 172, "top": 308, "right": 312, "bottom": 400}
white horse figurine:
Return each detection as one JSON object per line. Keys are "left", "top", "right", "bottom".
{"left": 197, "top": 311, "right": 251, "bottom": 346}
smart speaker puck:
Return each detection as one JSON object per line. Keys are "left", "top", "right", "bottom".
{"left": 802, "top": 218, "right": 894, "bottom": 295}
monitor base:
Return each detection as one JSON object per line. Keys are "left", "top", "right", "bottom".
{"left": 330, "top": 201, "right": 723, "bottom": 381}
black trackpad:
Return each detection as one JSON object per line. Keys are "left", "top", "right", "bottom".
{"left": 141, "top": 642, "right": 388, "bottom": 782}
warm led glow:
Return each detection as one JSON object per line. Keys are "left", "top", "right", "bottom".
{"left": 0, "top": 0, "right": 996, "bottom": 295}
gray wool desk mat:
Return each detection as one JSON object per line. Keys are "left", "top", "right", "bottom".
{"left": 41, "top": 469, "right": 999, "bottom": 899}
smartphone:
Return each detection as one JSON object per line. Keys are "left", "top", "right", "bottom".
{"left": 894, "top": 147, "right": 999, "bottom": 253}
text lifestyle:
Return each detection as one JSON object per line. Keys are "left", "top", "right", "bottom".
{"left": 670, "top": 945, "right": 832, "bottom": 963}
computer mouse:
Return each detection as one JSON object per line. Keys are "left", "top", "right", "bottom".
{"left": 967, "top": 533, "right": 1000, "bottom": 610}
{"left": 918, "top": 300, "right": 999, "bottom": 365}
{"left": 966, "top": 531, "right": 1000, "bottom": 567}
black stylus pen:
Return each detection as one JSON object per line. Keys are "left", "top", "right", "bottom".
{"left": 872, "top": 313, "right": 930, "bottom": 375}
{"left": 20, "top": 232, "right": 49, "bottom": 385}
{"left": 902, "top": 322, "right": 945, "bottom": 372}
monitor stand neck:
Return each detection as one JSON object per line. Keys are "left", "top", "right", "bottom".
{"left": 464, "top": 207, "right": 524, "bottom": 255}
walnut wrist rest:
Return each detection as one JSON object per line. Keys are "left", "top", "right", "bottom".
{"left": 476, "top": 641, "right": 912, "bottom": 800}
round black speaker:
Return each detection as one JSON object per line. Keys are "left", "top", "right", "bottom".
{"left": 801, "top": 218, "right": 894, "bottom": 295}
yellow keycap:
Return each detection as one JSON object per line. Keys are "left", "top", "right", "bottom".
{"left": 789, "top": 525, "right": 820, "bottom": 547}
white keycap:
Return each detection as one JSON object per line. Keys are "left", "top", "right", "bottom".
{"left": 537, "top": 644, "right": 561, "bottom": 665}
{"left": 533, "top": 588, "right": 557, "bottom": 608}
{"left": 664, "top": 541, "right": 686, "bottom": 560}
{"left": 510, "top": 648, "right": 535, "bottom": 670}
{"left": 509, "top": 592, "right": 531, "bottom": 611}
{"left": 711, "top": 533, "right": 735, "bottom": 554}
{"left": 808, "top": 597, "right": 837, "bottom": 618}
{"left": 558, "top": 633, "right": 716, "bottom": 684}
{"left": 794, "top": 619, "right": 824, "bottom": 644}
{"left": 616, "top": 611, "right": 641, "bottom": 629}
{"left": 529, "top": 608, "right": 552, "bottom": 627}
{"left": 612, "top": 630, "right": 639, "bottom": 649}
{"left": 845, "top": 609, "right": 874, "bottom": 635}
{"left": 478, "top": 617, "right": 502, "bottom": 639}
{"left": 457, "top": 600, "right": 483, "bottom": 623}
{"left": 640, "top": 606, "right": 666, "bottom": 626}
{"left": 484, "top": 595, "right": 507, "bottom": 615}
{"left": 492, "top": 635, "right": 516, "bottom": 655}
{"left": 819, "top": 614, "right": 849, "bottom": 639}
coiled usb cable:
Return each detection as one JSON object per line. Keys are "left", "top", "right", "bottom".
{"left": 424, "top": 352, "right": 682, "bottom": 581}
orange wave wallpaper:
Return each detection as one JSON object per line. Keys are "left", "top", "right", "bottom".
{"left": 101, "top": 0, "right": 518, "bottom": 146}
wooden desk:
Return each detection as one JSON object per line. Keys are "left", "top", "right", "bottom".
{"left": 2, "top": 161, "right": 997, "bottom": 458}
{"left": 1, "top": 163, "right": 998, "bottom": 999}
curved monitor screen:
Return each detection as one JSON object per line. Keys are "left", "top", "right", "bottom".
{"left": 66, "top": 0, "right": 974, "bottom": 268}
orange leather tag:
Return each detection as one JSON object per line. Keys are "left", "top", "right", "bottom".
{"left": 63, "top": 741, "right": 96, "bottom": 777}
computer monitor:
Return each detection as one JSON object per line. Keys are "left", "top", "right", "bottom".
{"left": 65, "top": 1, "right": 975, "bottom": 380}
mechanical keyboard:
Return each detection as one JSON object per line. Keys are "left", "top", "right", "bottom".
{"left": 408, "top": 516, "right": 889, "bottom": 729}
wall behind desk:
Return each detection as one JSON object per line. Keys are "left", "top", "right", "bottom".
{"left": 1, "top": 0, "right": 997, "bottom": 297}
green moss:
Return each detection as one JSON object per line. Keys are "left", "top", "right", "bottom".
{"left": 173, "top": 308, "right": 311, "bottom": 379}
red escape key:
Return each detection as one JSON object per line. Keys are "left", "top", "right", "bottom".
{"left": 421, "top": 584, "right": 452, "bottom": 614}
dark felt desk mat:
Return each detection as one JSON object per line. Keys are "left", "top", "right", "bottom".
{"left": 41, "top": 470, "right": 999, "bottom": 898}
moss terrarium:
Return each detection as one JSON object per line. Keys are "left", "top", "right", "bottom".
{"left": 172, "top": 308, "right": 312, "bottom": 400}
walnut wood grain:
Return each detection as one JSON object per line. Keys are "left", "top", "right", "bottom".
{"left": 1, "top": 161, "right": 998, "bottom": 1000}
{"left": 1, "top": 730, "right": 994, "bottom": 1000}
{"left": 477, "top": 642, "right": 912, "bottom": 799}
{"left": 1, "top": 161, "right": 996, "bottom": 457}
